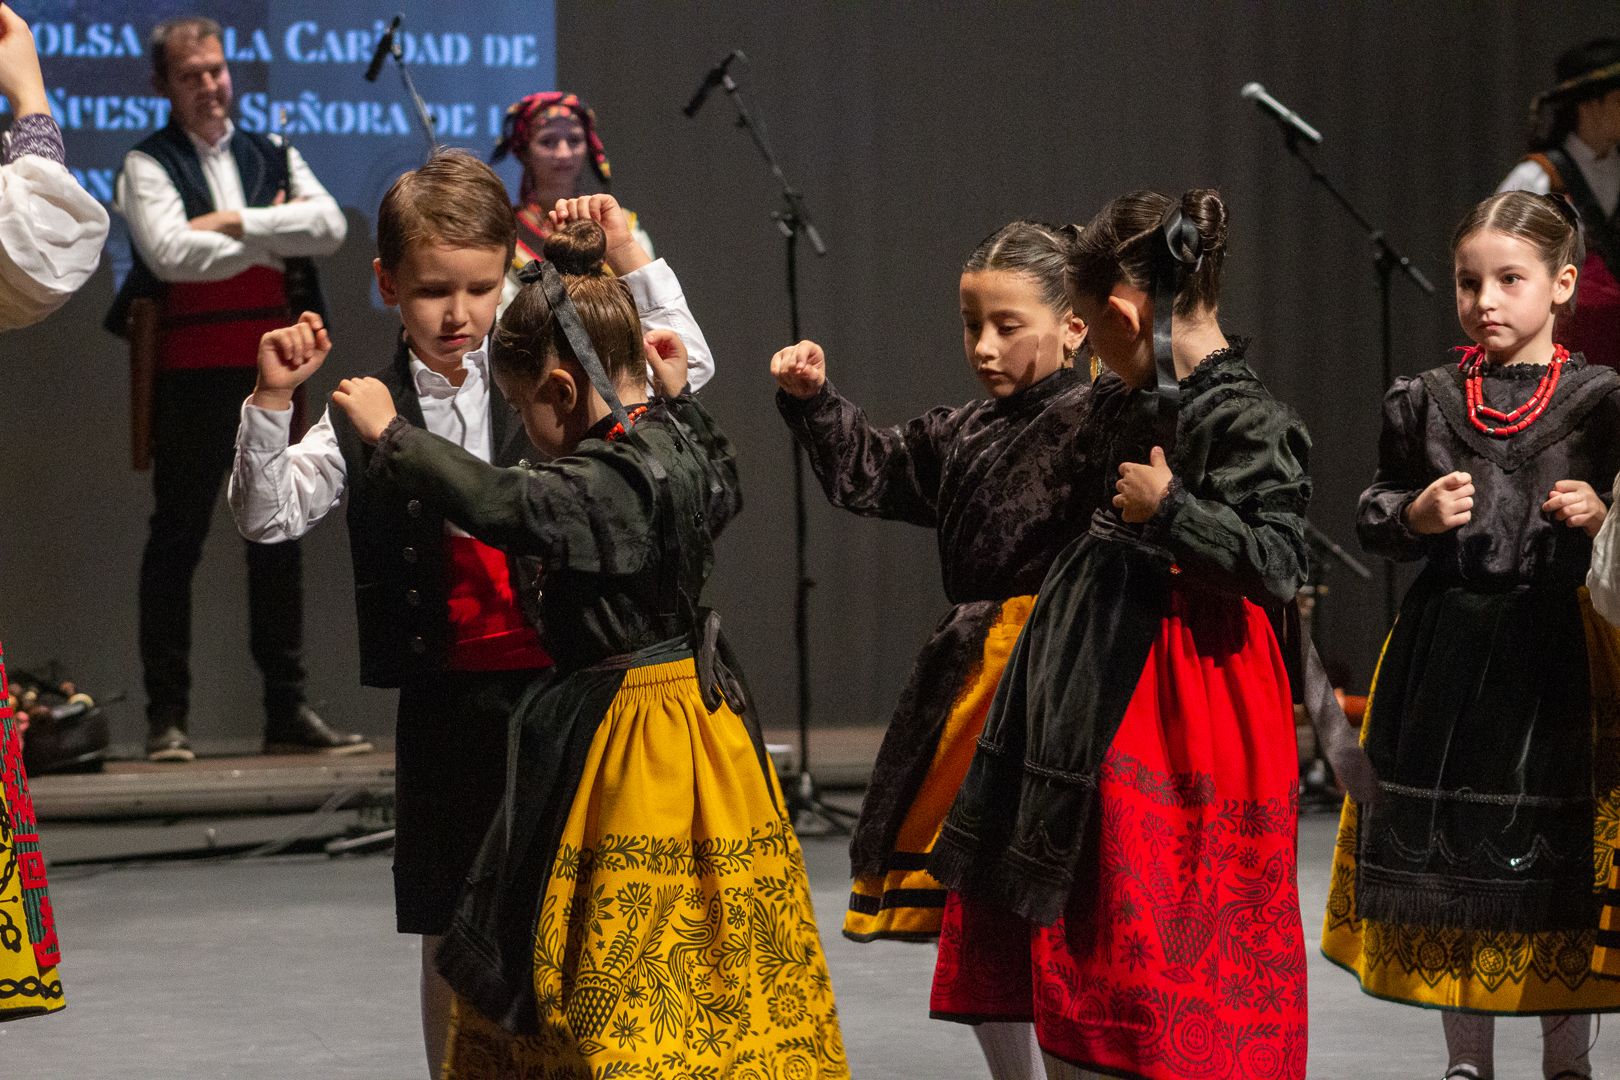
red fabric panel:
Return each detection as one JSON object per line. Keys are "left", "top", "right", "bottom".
{"left": 444, "top": 534, "right": 551, "bottom": 672}
{"left": 1563, "top": 252, "right": 1620, "bottom": 371}
{"left": 159, "top": 265, "right": 288, "bottom": 370}
{"left": 0, "top": 650, "right": 62, "bottom": 971}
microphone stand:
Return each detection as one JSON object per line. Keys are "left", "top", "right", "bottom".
{"left": 1297, "top": 521, "right": 1370, "bottom": 808}
{"left": 369, "top": 19, "right": 438, "bottom": 160}
{"left": 1305, "top": 520, "right": 1372, "bottom": 583}
{"left": 701, "top": 62, "right": 850, "bottom": 835}
{"left": 1269, "top": 129, "right": 1435, "bottom": 627}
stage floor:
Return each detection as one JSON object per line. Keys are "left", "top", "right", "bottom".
{"left": 28, "top": 723, "right": 878, "bottom": 827}
{"left": 2, "top": 812, "right": 1615, "bottom": 1078}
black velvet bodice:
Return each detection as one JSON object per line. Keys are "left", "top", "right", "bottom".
{"left": 778, "top": 366, "right": 1095, "bottom": 604}
{"left": 1358, "top": 355, "right": 1620, "bottom": 589}
{"left": 1086, "top": 343, "right": 1313, "bottom": 606}
{"left": 778, "top": 366, "right": 1100, "bottom": 876}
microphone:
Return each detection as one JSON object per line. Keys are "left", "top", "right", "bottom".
{"left": 364, "top": 15, "right": 402, "bottom": 83}
{"left": 1240, "top": 82, "right": 1322, "bottom": 145}
{"left": 684, "top": 50, "right": 744, "bottom": 119}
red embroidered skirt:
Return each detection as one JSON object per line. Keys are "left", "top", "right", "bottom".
{"left": 1, "top": 646, "right": 65, "bottom": 1020}
{"left": 931, "top": 589, "right": 1306, "bottom": 1080}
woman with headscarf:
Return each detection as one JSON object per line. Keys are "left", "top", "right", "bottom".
{"left": 493, "top": 91, "right": 652, "bottom": 271}
{"left": 493, "top": 92, "right": 710, "bottom": 389}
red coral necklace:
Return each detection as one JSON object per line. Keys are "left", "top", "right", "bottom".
{"left": 1457, "top": 343, "right": 1568, "bottom": 437}
{"left": 603, "top": 404, "right": 649, "bottom": 443}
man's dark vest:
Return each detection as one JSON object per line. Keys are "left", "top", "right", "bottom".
{"left": 1539, "top": 146, "right": 1620, "bottom": 280}
{"left": 104, "top": 120, "right": 326, "bottom": 337}
{"left": 329, "top": 338, "right": 539, "bottom": 688}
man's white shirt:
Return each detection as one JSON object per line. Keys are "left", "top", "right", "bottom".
{"left": 115, "top": 119, "right": 347, "bottom": 283}
{"left": 1498, "top": 132, "right": 1620, "bottom": 218}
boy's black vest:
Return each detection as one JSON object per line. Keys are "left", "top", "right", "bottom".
{"left": 104, "top": 120, "right": 325, "bottom": 336}
{"left": 329, "top": 339, "right": 539, "bottom": 687}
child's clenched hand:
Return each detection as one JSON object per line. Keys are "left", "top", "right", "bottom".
{"left": 1115, "top": 446, "right": 1174, "bottom": 524}
{"left": 330, "top": 377, "right": 398, "bottom": 444}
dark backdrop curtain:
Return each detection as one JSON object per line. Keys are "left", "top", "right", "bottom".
{"left": 1, "top": 1, "right": 1612, "bottom": 744}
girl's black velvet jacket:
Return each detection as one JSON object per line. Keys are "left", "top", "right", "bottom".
{"left": 778, "top": 366, "right": 1098, "bottom": 877}
{"left": 931, "top": 345, "right": 1312, "bottom": 925}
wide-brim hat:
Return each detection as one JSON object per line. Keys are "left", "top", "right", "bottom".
{"left": 1533, "top": 38, "right": 1620, "bottom": 115}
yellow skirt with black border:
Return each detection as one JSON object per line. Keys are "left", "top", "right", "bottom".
{"left": 844, "top": 595, "right": 1032, "bottom": 942}
{"left": 442, "top": 655, "right": 847, "bottom": 1078}
{"left": 1323, "top": 589, "right": 1620, "bottom": 1014}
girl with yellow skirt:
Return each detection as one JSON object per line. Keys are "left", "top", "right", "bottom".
{"left": 1323, "top": 192, "right": 1620, "bottom": 1080}
{"left": 772, "top": 221, "right": 1091, "bottom": 946}
{"left": 1, "top": 644, "right": 65, "bottom": 1020}
{"left": 773, "top": 221, "right": 1090, "bottom": 1079}
{"left": 330, "top": 216, "right": 846, "bottom": 1079}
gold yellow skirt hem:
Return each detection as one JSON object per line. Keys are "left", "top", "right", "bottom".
{"left": 840, "top": 596, "right": 1034, "bottom": 946}
{"left": 440, "top": 656, "right": 848, "bottom": 1079}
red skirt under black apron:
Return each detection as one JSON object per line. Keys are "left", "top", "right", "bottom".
{"left": 931, "top": 588, "right": 1306, "bottom": 1080}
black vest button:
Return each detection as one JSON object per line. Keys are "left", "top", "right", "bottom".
{"left": 409, "top": 635, "right": 427, "bottom": 654}
{"left": 405, "top": 589, "right": 421, "bottom": 607}
{"left": 402, "top": 546, "right": 418, "bottom": 564}
{"left": 407, "top": 499, "right": 423, "bottom": 517}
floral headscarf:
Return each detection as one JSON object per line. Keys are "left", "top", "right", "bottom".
{"left": 491, "top": 91, "right": 612, "bottom": 187}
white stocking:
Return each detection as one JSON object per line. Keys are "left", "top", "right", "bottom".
{"left": 1540, "top": 1013, "right": 1592, "bottom": 1079}
{"left": 970, "top": 1021, "right": 1043, "bottom": 1080}
{"left": 1442, "top": 1012, "right": 1495, "bottom": 1079}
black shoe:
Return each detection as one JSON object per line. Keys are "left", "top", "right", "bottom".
{"left": 263, "top": 705, "right": 372, "bottom": 756}
{"left": 145, "top": 724, "right": 195, "bottom": 763}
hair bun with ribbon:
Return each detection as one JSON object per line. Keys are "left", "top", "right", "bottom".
{"left": 1160, "top": 207, "right": 1204, "bottom": 270}
{"left": 541, "top": 220, "right": 608, "bottom": 276}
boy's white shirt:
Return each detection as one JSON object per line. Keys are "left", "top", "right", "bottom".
{"left": 228, "top": 257, "right": 714, "bottom": 544}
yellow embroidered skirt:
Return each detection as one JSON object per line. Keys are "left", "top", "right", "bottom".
{"left": 441, "top": 656, "right": 848, "bottom": 1078}
{"left": 1322, "top": 590, "right": 1620, "bottom": 1014}
{"left": 1, "top": 648, "right": 65, "bottom": 1021}
{"left": 844, "top": 595, "right": 1032, "bottom": 942}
